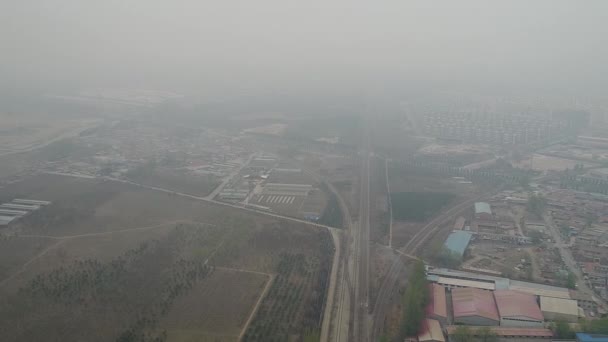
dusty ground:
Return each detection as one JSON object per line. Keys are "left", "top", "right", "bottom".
{"left": 0, "top": 174, "right": 333, "bottom": 342}
{"left": 161, "top": 268, "right": 269, "bottom": 342}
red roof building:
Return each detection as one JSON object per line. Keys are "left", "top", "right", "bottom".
{"left": 452, "top": 287, "right": 499, "bottom": 326}
{"left": 426, "top": 284, "right": 448, "bottom": 324}
{"left": 493, "top": 290, "right": 544, "bottom": 327}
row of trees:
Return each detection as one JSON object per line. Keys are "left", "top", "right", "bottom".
{"left": 400, "top": 260, "right": 429, "bottom": 338}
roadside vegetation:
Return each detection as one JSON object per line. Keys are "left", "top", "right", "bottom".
{"left": 399, "top": 260, "right": 429, "bottom": 338}
{"left": 451, "top": 326, "right": 498, "bottom": 342}
{"left": 319, "top": 192, "right": 343, "bottom": 228}
{"left": 243, "top": 231, "right": 333, "bottom": 342}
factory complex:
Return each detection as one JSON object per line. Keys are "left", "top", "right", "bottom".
{"left": 416, "top": 268, "right": 594, "bottom": 342}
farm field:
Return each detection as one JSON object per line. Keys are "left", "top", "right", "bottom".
{"left": 0, "top": 174, "right": 333, "bottom": 342}
{"left": 161, "top": 268, "right": 269, "bottom": 342}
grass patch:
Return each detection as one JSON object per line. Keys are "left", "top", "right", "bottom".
{"left": 391, "top": 192, "right": 455, "bottom": 221}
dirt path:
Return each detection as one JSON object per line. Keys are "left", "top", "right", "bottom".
{"left": 0, "top": 220, "right": 213, "bottom": 289}
{"left": 215, "top": 266, "right": 274, "bottom": 342}
{"left": 0, "top": 239, "right": 66, "bottom": 287}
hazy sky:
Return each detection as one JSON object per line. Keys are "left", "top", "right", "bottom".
{"left": 2, "top": 0, "right": 607, "bottom": 97}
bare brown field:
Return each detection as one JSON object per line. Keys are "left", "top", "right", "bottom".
{"left": 0, "top": 174, "right": 333, "bottom": 342}
{"left": 2, "top": 173, "right": 236, "bottom": 236}
{"left": 161, "top": 268, "right": 269, "bottom": 342}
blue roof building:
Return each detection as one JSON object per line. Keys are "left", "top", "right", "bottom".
{"left": 576, "top": 333, "right": 608, "bottom": 342}
{"left": 443, "top": 231, "right": 473, "bottom": 258}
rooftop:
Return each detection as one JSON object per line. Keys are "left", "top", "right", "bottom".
{"left": 475, "top": 202, "right": 492, "bottom": 215}
{"left": 443, "top": 231, "right": 473, "bottom": 257}
{"left": 418, "top": 319, "right": 445, "bottom": 342}
{"left": 436, "top": 277, "right": 495, "bottom": 290}
{"left": 493, "top": 290, "right": 543, "bottom": 321}
{"left": 540, "top": 296, "right": 579, "bottom": 315}
{"left": 426, "top": 283, "right": 448, "bottom": 318}
{"left": 452, "top": 287, "right": 499, "bottom": 322}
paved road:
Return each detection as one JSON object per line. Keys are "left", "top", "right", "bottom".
{"left": 352, "top": 133, "right": 372, "bottom": 342}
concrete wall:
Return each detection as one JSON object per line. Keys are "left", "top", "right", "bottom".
{"left": 454, "top": 315, "right": 499, "bottom": 326}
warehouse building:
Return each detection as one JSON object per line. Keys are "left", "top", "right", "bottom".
{"left": 426, "top": 283, "right": 448, "bottom": 324}
{"left": 509, "top": 280, "right": 571, "bottom": 299}
{"left": 452, "top": 287, "right": 499, "bottom": 326}
{"left": 540, "top": 296, "right": 579, "bottom": 322}
{"left": 443, "top": 231, "right": 473, "bottom": 259}
{"left": 13, "top": 199, "right": 51, "bottom": 206}
{"left": 0, "top": 215, "right": 18, "bottom": 226}
{"left": 432, "top": 276, "right": 495, "bottom": 291}
{"left": 493, "top": 290, "right": 543, "bottom": 327}
{"left": 0, "top": 203, "right": 40, "bottom": 211}
{"left": 262, "top": 183, "right": 313, "bottom": 197}
{"left": 0, "top": 209, "right": 27, "bottom": 217}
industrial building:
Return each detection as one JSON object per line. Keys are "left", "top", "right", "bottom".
{"left": 443, "top": 231, "right": 473, "bottom": 259}
{"left": 446, "top": 326, "right": 553, "bottom": 342}
{"left": 418, "top": 319, "right": 445, "bottom": 342}
{"left": 426, "top": 284, "right": 448, "bottom": 324}
{"left": 452, "top": 287, "right": 499, "bottom": 326}
{"left": 0, "top": 203, "right": 40, "bottom": 211}
{"left": 539, "top": 296, "right": 580, "bottom": 322}
{"left": 0, "top": 198, "right": 50, "bottom": 227}
{"left": 0, "top": 215, "right": 18, "bottom": 226}
{"left": 474, "top": 202, "right": 493, "bottom": 220}
{"left": 428, "top": 268, "right": 574, "bottom": 299}
{"left": 493, "top": 290, "right": 543, "bottom": 327}
{"left": 262, "top": 183, "right": 313, "bottom": 197}
{"left": 218, "top": 189, "right": 249, "bottom": 200}
{"left": 0, "top": 209, "right": 28, "bottom": 217}
{"left": 432, "top": 276, "right": 495, "bottom": 291}
{"left": 13, "top": 199, "right": 51, "bottom": 206}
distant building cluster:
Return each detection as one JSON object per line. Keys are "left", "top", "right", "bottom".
{"left": 421, "top": 112, "right": 570, "bottom": 145}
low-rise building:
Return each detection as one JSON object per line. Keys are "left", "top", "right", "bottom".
{"left": 452, "top": 287, "right": 500, "bottom": 326}
{"left": 493, "top": 290, "right": 543, "bottom": 327}
{"left": 426, "top": 284, "right": 448, "bottom": 324}
{"left": 443, "top": 231, "right": 473, "bottom": 259}
{"left": 539, "top": 296, "right": 579, "bottom": 322}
